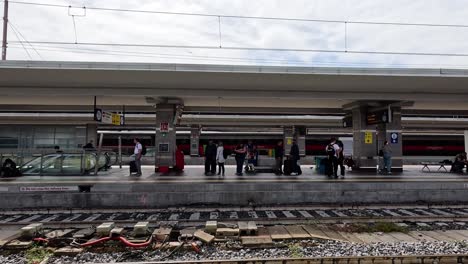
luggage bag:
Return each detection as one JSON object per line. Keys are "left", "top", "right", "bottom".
{"left": 129, "top": 160, "right": 138, "bottom": 174}
{"left": 283, "top": 159, "right": 292, "bottom": 175}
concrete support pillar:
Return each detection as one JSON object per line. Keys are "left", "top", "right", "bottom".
{"left": 352, "top": 106, "right": 377, "bottom": 169}
{"left": 351, "top": 105, "right": 402, "bottom": 171}
{"left": 297, "top": 126, "right": 306, "bottom": 157}
{"left": 86, "top": 123, "right": 98, "bottom": 145}
{"left": 384, "top": 107, "right": 403, "bottom": 170}
{"left": 283, "top": 127, "right": 294, "bottom": 156}
{"left": 464, "top": 130, "right": 468, "bottom": 152}
{"left": 190, "top": 126, "right": 200, "bottom": 156}
{"left": 155, "top": 104, "right": 176, "bottom": 170}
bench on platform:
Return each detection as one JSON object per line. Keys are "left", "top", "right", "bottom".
{"left": 420, "top": 162, "right": 448, "bottom": 172}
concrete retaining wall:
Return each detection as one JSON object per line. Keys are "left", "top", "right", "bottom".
{"left": 2, "top": 181, "right": 468, "bottom": 209}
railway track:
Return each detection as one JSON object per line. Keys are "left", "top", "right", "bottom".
{"left": 2, "top": 205, "right": 468, "bottom": 264}
{"left": 100, "top": 255, "right": 468, "bottom": 264}
{"left": 2, "top": 206, "right": 468, "bottom": 226}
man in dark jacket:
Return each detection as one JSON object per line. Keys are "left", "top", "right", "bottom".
{"left": 204, "top": 140, "right": 217, "bottom": 175}
{"left": 289, "top": 139, "right": 302, "bottom": 175}
{"left": 274, "top": 141, "right": 284, "bottom": 175}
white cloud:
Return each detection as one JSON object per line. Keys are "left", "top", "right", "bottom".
{"left": 3, "top": 0, "right": 468, "bottom": 68}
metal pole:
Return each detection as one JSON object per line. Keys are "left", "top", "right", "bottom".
{"left": 118, "top": 135, "right": 122, "bottom": 168}
{"left": 465, "top": 130, "right": 468, "bottom": 154}
{"left": 39, "top": 151, "right": 44, "bottom": 176}
{"left": 122, "top": 105, "right": 126, "bottom": 126}
{"left": 94, "top": 133, "right": 104, "bottom": 175}
{"left": 80, "top": 150, "right": 84, "bottom": 175}
{"left": 2, "top": 0, "right": 8, "bottom": 60}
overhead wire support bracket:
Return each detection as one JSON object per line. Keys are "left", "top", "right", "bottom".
{"left": 218, "top": 16, "right": 222, "bottom": 48}
{"left": 9, "top": 23, "right": 32, "bottom": 59}
{"left": 68, "top": 5, "right": 86, "bottom": 44}
{"left": 9, "top": 21, "right": 43, "bottom": 59}
{"left": 344, "top": 21, "right": 348, "bottom": 52}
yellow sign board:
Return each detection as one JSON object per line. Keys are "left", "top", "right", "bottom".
{"left": 364, "top": 132, "right": 373, "bottom": 144}
{"left": 111, "top": 113, "right": 122, "bottom": 125}
{"left": 286, "top": 137, "right": 293, "bottom": 145}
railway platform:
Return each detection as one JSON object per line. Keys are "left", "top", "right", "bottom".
{"left": 0, "top": 165, "right": 467, "bottom": 209}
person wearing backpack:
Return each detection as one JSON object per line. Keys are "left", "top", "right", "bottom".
{"left": 325, "top": 138, "right": 340, "bottom": 178}
{"left": 335, "top": 137, "right": 345, "bottom": 178}
{"left": 133, "top": 138, "right": 143, "bottom": 176}
{"left": 216, "top": 141, "right": 225, "bottom": 176}
{"left": 1, "top": 158, "right": 21, "bottom": 177}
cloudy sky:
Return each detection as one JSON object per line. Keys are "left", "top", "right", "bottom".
{"left": 2, "top": 0, "right": 468, "bottom": 68}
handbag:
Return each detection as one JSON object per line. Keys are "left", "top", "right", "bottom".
{"left": 378, "top": 149, "right": 384, "bottom": 157}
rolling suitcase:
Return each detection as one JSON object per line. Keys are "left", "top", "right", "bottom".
{"left": 175, "top": 150, "right": 185, "bottom": 171}
{"left": 129, "top": 160, "right": 138, "bottom": 174}
{"left": 283, "top": 159, "right": 292, "bottom": 175}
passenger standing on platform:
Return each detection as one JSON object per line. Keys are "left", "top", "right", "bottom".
{"left": 325, "top": 138, "right": 340, "bottom": 178}
{"left": 335, "top": 137, "right": 345, "bottom": 178}
{"left": 133, "top": 138, "right": 143, "bottom": 176}
{"left": 451, "top": 152, "right": 467, "bottom": 173}
{"left": 83, "top": 140, "right": 95, "bottom": 151}
{"left": 204, "top": 140, "right": 217, "bottom": 176}
{"left": 54, "top": 146, "right": 63, "bottom": 154}
{"left": 381, "top": 140, "right": 392, "bottom": 175}
{"left": 247, "top": 140, "right": 258, "bottom": 166}
{"left": 216, "top": 141, "right": 225, "bottom": 176}
{"left": 274, "top": 141, "right": 284, "bottom": 175}
{"left": 289, "top": 139, "right": 302, "bottom": 175}
{"left": 234, "top": 143, "right": 247, "bottom": 176}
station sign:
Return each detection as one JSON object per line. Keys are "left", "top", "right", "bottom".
{"left": 20, "top": 186, "right": 79, "bottom": 192}
{"left": 390, "top": 132, "right": 399, "bottom": 144}
{"left": 160, "top": 122, "right": 169, "bottom": 132}
{"left": 364, "top": 132, "right": 373, "bottom": 144}
{"left": 94, "top": 108, "right": 124, "bottom": 126}
{"left": 366, "top": 109, "right": 391, "bottom": 125}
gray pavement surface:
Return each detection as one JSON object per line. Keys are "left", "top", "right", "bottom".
{"left": 0, "top": 165, "right": 466, "bottom": 185}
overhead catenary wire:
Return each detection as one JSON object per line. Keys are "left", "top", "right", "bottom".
{"left": 6, "top": 0, "right": 468, "bottom": 29}
{"left": 8, "top": 21, "right": 43, "bottom": 59}
{"left": 10, "top": 40, "right": 468, "bottom": 57}
{"left": 5, "top": 0, "right": 468, "bottom": 64}
{"left": 5, "top": 0, "right": 468, "bottom": 60}
{"left": 8, "top": 24, "right": 32, "bottom": 59}
{"left": 8, "top": 44, "right": 313, "bottom": 64}
{"left": 10, "top": 44, "right": 468, "bottom": 68}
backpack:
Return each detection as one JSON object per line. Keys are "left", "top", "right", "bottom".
{"left": 223, "top": 149, "right": 229, "bottom": 159}
{"left": 141, "top": 144, "right": 147, "bottom": 155}
{"left": 326, "top": 144, "right": 335, "bottom": 156}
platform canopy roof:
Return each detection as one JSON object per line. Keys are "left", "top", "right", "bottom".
{"left": 0, "top": 61, "right": 467, "bottom": 113}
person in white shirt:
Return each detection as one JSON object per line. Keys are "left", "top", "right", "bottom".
{"left": 325, "top": 137, "right": 341, "bottom": 178}
{"left": 216, "top": 141, "right": 225, "bottom": 176}
{"left": 133, "top": 138, "right": 142, "bottom": 176}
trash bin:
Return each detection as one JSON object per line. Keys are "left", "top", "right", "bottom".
{"left": 315, "top": 157, "right": 327, "bottom": 175}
